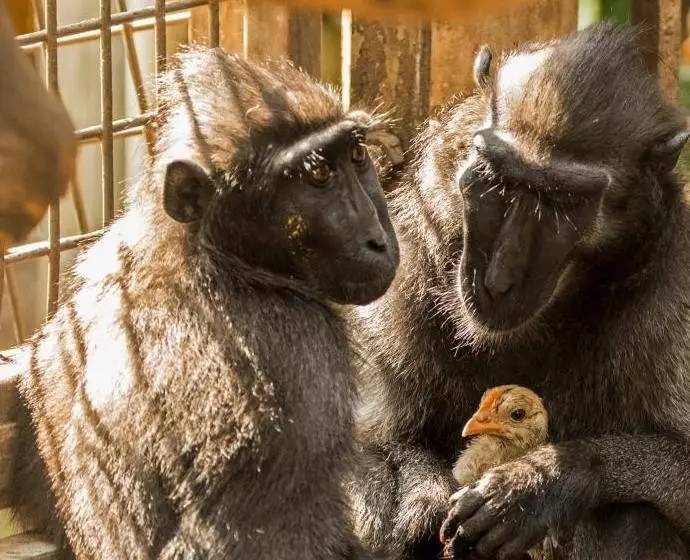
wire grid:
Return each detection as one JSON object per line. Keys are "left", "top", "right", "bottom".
{"left": 1, "top": 0, "right": 220, "bottom": 345}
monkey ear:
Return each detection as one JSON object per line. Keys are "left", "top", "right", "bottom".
{"left": 473, "top": 45, "right": 493, "bottom": 89}
{"left": 648, "top": 131, "right": 689, "bottom": 174}
{"left": 163, "top": 160, "right": 214, "bottom": 223}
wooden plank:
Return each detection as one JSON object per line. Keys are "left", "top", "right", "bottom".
{"left": 0, "top": 347, "right": 24, "bottom": 424}
{"left": 247, "top": 2, "right": 289, "bottom": 59}
{"left": 632, "top": 0, "right": 682, "bottom": 101}
{"left": 253, "top": 0, "right": 534, "bottom": 22}
{"left": 0, "top": 533, "right": 57, "bottom": 560}
{"left": 0, "top": 348, "right": 25, "bottom": 509}
{"left": 191, "top": 0, "right": 245, "bottom": 54}
{"left": 430, "top": 0, "right": 579, "bottom": 108}
{"left": 350, "top": 20, "right": 430, "bottom": 152}
{"left": 288, "top": 9, "right": 322, "bottom": 78}
{"left": 0, "top": 423, "right": 17, "bottom": 510}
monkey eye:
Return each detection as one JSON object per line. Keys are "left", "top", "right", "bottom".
{"left": 304, "top": 160, "right": 334, "bottom": 187}
{"left": 510, "top": 409, "right": 526, "bottom": 421}
{"left": 352, "top": 142, "right": 368, "bottom": 166}
{"left": 544, "top": 190, "right": 586, "bottom": 209}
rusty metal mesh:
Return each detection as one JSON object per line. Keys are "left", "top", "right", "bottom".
{"left": 0, "top": 1, "right": 220, "bottom": 347}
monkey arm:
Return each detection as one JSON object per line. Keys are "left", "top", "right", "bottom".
{"left": 592, "top": 434, "right": 690, "bottom": 538}
{"left": 352, "top": 440, "right": 456, "bottom": 555}
{"left": 441, "top": 434, "right": 690, "bottom": 558}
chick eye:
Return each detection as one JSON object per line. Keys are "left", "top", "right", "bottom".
{"left": 305, "top": 161, "right": 334, "bottom": 187}
{"left": 510, "top": 409, "right": 526, "bottom": 421}
{"left": 352, "top": 142, "right": 368, "bottom": 166}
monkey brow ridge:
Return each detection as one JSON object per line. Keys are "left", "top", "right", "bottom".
{"left": 271, "top": 120, "right": 366, "bottom": 171}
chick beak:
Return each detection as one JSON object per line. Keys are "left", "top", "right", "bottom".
{"left": 462, "top": 413, "right": 505, "bottom": 437}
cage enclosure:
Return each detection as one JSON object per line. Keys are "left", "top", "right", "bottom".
{"left": 0, "top": 0, "right": 683, "bottom": 556}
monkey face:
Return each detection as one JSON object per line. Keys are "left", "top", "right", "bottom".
{"left": 457, "top": 135, "right": 606, "bottom": 332}
{"left": 449, "top": 31, "right": 688, "bottom": 337}
{"left": 267, "top": 122, "right": 400, "bottom": 305}
{"left": 162, "top": 120, "right": 399, "bottom": 306}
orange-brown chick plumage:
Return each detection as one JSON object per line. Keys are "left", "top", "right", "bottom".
{"left": 451, "top": 385, "right": 551, "bottom": 560}
{"left": 453, "top": 385, "right": 548, "bottom": 486}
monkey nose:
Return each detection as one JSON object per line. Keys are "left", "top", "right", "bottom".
{"left": 363, "top": 224, "right": 388, "bottom": 254}
{"left": 366, "top": 237, "right": 387, "bottom": 253}
{"left": 484, "top": 264, "right": 514, "bottom": 300}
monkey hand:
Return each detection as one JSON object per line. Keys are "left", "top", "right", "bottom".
{"left": 439, "top": 443, "right": 600, "bottom": 560}
{"left": 391, "top": 476, "right": 452, "bottom": 547}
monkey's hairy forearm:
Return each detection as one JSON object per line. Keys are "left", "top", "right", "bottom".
{"left": 356, "top": 441, "right": 455, "bottom": 549}
{"left": 529, "top": 435, "right": 690, "bottom": 536}
{"left": 588, "top": 434, "right": 690, "bottom": 536}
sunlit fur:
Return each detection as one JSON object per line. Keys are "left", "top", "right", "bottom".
{"left": 14, "top": 48, "right": 388, "bottom": 560}
{"left": 351, "top": 24, "right": 690, "bottom": 560}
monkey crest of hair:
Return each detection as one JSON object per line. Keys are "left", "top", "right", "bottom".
{"left": 152, "top": 46, "right": 365, "bottom": 176}
{"left": 351, "top": 24, "right": 690, "bottom": 560}
{"left": 14, "top": 47, "right": 399, "bottom": 560}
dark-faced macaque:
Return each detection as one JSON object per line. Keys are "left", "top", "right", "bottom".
{"left": 350, "top": 23, "right": 690, "bottom": 560}
{"left": 15, "top": 48, "right": 399, "bottom": 559}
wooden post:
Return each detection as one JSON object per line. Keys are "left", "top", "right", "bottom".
{"left": 246, "top": 2, "right": 290, "bottom": 59}
{"left": 350, "top": 20, "right": 431, "bottom": 152}
{"left": 288, "top": 10, "right": 322, "bottom": 78}
{"left": 191, "top": 0, "right": 245, "bottom": 55}
{"left": 0, "top": 348, "right": 21, "bottom": 511}
{"left": 430, "top": 0, "right": 579, "bottom": 108}
{"left": 253, "top": 0, "right": 535, "bottom": 21}
{"left": 632, "top": 0, "right": 682, "bottom": 101}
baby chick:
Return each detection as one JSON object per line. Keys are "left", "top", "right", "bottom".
{"left": 451, "top": 385, "right": 551, "bottom": 560}
{"left": 453, "top": 384, "right": 548, "bottom": 486}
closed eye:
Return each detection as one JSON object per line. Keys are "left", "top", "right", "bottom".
{"left": 543, "top": 190, "right": 587, "bottom": 208}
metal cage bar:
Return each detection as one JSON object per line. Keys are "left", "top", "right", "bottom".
{"left": 209, "top": 0, "right": 220, "bottom": 47}
{"left": 1, "top": 0, "right": 218, "bottom": 347}
{"left": 118, "top": 0, "right": 156, "bottom": 152}
{"left": 101, "top": 0, "right": 114, "bottom": 226}
{"left": 16, "top": 0, "right": 208, "bottom": 46}
{"left": 45, "top": 0, "right": 60, "bottom": 317}
{"left": 20, "top": 12, "right": 192, "bottom": 52}
{"left": 155, "top": 0, "right": 167, "bottom": 77}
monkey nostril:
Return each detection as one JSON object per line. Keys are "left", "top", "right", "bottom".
{"left": 484, "top": 270, "right": 513, "bottom": 300}
{"left": 366, "top": 238, "right": 387, "bottom": 253}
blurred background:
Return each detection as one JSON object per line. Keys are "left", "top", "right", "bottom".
{"left": 0, "top": 0, "right": 688, "bottom": 350}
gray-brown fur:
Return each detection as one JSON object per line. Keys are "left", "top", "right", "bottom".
{"left": 13, "top": 47, "right": 398, "bottom": 559}
{"left": 350, "top": 24, "right": 690, "bottom": 560}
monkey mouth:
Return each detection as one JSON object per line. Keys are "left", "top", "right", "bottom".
{"left": 455, "top": 262, "right": 549, "bottom": 338}
{"left": 328, "top": 272, "right": 396, "bottom": 306}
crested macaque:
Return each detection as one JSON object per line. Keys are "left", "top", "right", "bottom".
{"left": 14, "top": 48, "right": 399, "bottom": 559}
{"left": 350, "top": 24, "right": 690, "bottom": 560}
{"left": 0, "top": 5, "right": 75, "bottom": 250}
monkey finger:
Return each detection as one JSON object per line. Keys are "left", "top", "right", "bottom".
{"left": 440, "top": 490, "right": 485, "bottom": 543}
{"left": 442, "top": 528, "right": 472, "bottom": 558}
{"left": 449, "top": 503, "right": 498, "bottom": 543}
{"left": 496, "top": 532, "right": 542, "bottom": 560}
{"left": 449, "top": 486, "right": 470, "bottom": 505}
{"left": 473, "top": 524, "right": 513, "bottom": 557}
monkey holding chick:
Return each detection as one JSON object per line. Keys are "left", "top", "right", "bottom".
{"left": 351, "top": 23, "right": 690, "bottom": 560}
{"left": 14, "top": 48, "right": 399, "bottom": 559}
{"left": 448, "top": 385, "right": 552, "bottom": 560}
